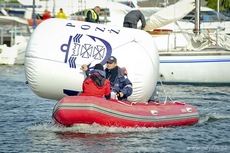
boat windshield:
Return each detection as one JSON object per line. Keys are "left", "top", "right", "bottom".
{"left": 182, "top": 10, "right": 230, "bottom": 22}
{"left": 0, "top": 21, "right": 30, "bottom": 36}
{"left": 0, "top": 20, "right": 30, "bottom": 46}
{"left": 201, "top": 11, "right": 230, "bottom": 22}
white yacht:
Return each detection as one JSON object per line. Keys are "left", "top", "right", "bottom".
{"left": 0, "top": 16, "right": 31, "bottom": 65}
{"left": 145, "top": 1, "right": 230, "bottom": 85}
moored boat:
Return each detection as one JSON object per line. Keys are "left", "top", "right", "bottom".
{"left": 0, "top": 16, "right": 31, "bottom": 65}
{"left": 144, "top": 0, "right": 230, "bottom": 85}
{"left": 52, "top": 96, "right": 199, "bottom": 127}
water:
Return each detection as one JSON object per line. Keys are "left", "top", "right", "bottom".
{"left": 1, "top": 65, "right": 230, "bottom": 153}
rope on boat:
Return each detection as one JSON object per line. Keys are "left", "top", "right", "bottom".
{"left": 117, "top": 101, "right": 148, "bottom": 106}
{"left": 173, "top": 101, "right": 185, "bottom": 105}
{"left": 117, "top": 101, "right": 135, "bottom": 106}
{"left": 115, "top": 41, "right": 182, "bottom": 106}
{"left": 113, "top": 39, "right": 136, "bottom": 50}
{"left": 136, "top": 39, "right": 176, "bottom": 105}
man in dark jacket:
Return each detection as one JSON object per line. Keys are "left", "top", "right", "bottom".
{"left": 85, "top": 6, "right": 100, "bottom": 23}
{"left": 105, "top": 56, "right": 133, "bottom": 101}
{"left": 123, "top": 10, "right": 146, "bottom": 29}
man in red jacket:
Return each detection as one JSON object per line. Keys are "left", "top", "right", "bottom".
{"left": 79, "top": 63, "right": 110, "bottom": 99}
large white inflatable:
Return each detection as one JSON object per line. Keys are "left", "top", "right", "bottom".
{"left": 25, "top": 18, "right": 159, "bottom": 102}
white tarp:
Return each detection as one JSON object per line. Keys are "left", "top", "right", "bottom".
{"left": 186, "top": 31, "right": 230, "bottom": 51}
{"left": 143, "top": 0, "right": 195, "bottom": 31}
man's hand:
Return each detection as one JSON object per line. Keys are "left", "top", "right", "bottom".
{"left": 117, "top": 92, "right": 124, "bottom": 98}
{"left": 81, "top": 64, "right": 88, "bottom": 71}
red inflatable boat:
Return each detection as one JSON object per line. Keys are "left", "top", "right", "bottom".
{"left": 52, "top": 96, "right": 199, "bottom": 128}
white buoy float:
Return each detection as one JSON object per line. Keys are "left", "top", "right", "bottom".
{"left": 25, "top": 18, "right": 159, "bottom": 102}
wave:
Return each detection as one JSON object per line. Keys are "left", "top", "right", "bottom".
{"left": 27, "top": 122, "right": 172, "bottom": 135}
{"left": 198, "top": 113, "right": 230, "bottom": 124}
{"left": 27, "top": 112, "right": 230, "bottom": 135}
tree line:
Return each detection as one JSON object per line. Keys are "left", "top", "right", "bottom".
{"left": 205, "top": 0, "right": 230, "bottom": 10}
{"left": 0, "top": 0, "right": 19, "bottom": 3}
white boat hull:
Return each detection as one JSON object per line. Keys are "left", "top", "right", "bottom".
{"left": 0, "top": 16, "right": 30, "bottom": 65}
{"left": 159, "top": 51, "right": 230, "bottom": 85}
{"left": 0, "top": 44, "right": 18, "bottom": 65}
{"left": 0, "top": 42, "right": 27, "bottom": 65}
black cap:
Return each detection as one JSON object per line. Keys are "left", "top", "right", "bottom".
{"left": 107, "top": 56, "right": 117, "bottom": 63}
{"left": 94, "top": 63, "right": 104, "bottom": 71}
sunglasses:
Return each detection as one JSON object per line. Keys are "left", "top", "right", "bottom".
{"left": 106, "top": 62, "right": 113, "bottom": 64}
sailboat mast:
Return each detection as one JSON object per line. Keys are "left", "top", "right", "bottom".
{"left": 32, "top": 0, "right": 37, "bottom": 29}
{"left": 194, "top": 0, "right": 200, "bottom": 36}
{"left": 53, "top": 0, "right": 56, "bottom": 17}
{"left": 217, "top": 0, "right": 220, "bottom": 20}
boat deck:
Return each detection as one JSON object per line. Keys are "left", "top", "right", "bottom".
{"left": 159, "top": 49, "right": 230, "bottom": 56}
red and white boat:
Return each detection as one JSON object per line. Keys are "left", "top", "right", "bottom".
{"left": 52, "top": 96, "right": 199, "bottom": 128}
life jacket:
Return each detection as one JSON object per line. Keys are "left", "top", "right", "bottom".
{"left": 85, "top": 9, "right": 98, "bottom": 20}
{"left": 79, "top": 72, "right": 110, "bottom": 98}
{"left": 56, "top": 12, "right": 67, "bottom": 19}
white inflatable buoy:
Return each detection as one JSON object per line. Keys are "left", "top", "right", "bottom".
{"left": 25, "top": 18, "right": 159, "bottom": 102}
